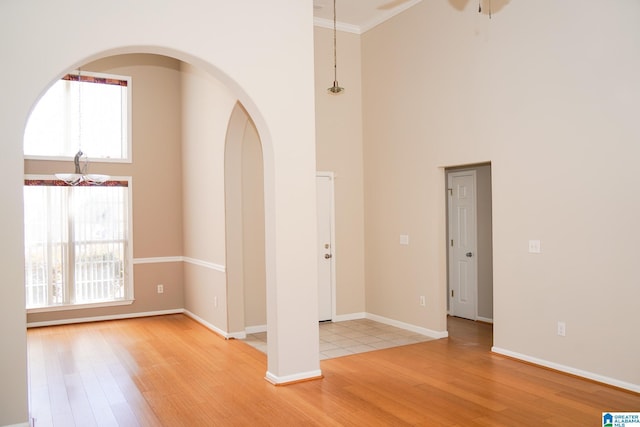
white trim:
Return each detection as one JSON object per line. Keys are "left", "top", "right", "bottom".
{"left": 313, "top": 17, "right": 361, "bottom": 34}
{"left": 476, "top": 316, "right": 493, "bottom": 324}
{"left": 316, "top": 171, "right": 337, "bottom": 321}
{"left": 127, "top": 176, "right": 135, "bottom": 302}
{"left": 26, "top": 308, "right": 183, "bottom": 328}
{"left": 24, "top": 155, "right": 132, "bottom": 164}
{"left": 365, "top": 313, "right": 449, "bottom": 339}
{"left": 330, "top": 312, "right": 449, "bottom": 339}
{"left": 183, "top": 257, "right": 226, "bottom": 272}
{"left": 246, "top": 324, "right": 267, "bottom": 334}
{"left": 27, "top": 299, "right": 134, "bottom": 314}
{"left": 492, "top": 347, "right": 640, "bottom": 393}
{"left": 132, "top": 256, "right": 226, "bottom": 273}
{"left": 313, "top": 0, "right": 423, "bottom": 34}
{"left": 332, "top": 312, "right": 366, "bottom": 322}
{"left": 133, "top": 256, "right": 183, "bottom": 265}
{"left": 2, "top": 422, "right": 30, "bottom": 427}
{"left": 265, "top": 369, "right": 323, "bottom": 385}
{"left": 183, "top": 310, "right": 233, "bottom": 339}
{"left": 227, "top": 331, "right": 247, "bottom": 339}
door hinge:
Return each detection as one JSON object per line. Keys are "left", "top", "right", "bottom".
{"left": 448, "top": 188, "right": 453, "bottom": 196}
{"left": 450, "top": 239, "right": 454, "bottom": 247}
{"left": 451, "top": 290, "right": 454, "bottom": 298}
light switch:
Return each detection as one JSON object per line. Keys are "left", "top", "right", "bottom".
{"left": 528, "top": 240, "right": 541, "bottom": 253}
{"left": 400, "top": 234, "right": 409, "bottom": 245}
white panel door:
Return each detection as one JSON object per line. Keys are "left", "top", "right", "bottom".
{"left": 448, "top": 171, "right": 477, "bottom": 320}
{"left": 316, "top": 174, "right": 334, "bottom": 321}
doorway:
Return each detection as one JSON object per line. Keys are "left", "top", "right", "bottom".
{"left": 316, "top": 173, "right": 335, "bottom": 322}
{"left": 446, "top": 164, "right": 493, "bottom": 323}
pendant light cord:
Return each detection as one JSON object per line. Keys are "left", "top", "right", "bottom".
{"left": 327, "top": 0, "right": 344, "bottom": 93}
{"left": 333, "top": 0, "right": 338, "bottom": 83}
{"left": 78, "top": 69, "right": 82, "bottom": 153}
{"left": 77, "top": 68, "right": 87, "bottom": 174}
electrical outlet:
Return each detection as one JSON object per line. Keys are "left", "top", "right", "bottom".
{"left": 557, "top": 321, "right": 566, "bottom": 337}
{"left": 157, "top": 284, "right": 164, "bottom": 294}
{"left": 419, "top": 296, "right": 426, "bottom": 306}
{"left": 528, "top": 239, "right": 541, "bottom": 253}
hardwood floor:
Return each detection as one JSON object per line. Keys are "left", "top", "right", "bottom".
{"left": 28, "top": 314, "right": 639, "bottom": 426}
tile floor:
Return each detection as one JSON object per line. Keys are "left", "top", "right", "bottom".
{"left": 242, "top": 318, "right": 434, "bottom": 360}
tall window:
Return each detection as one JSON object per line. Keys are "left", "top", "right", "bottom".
{"left": 24, "top": 70, "right": 134, "bottom": 311}
{"left": 24, "top": 178, "right": 131, "bottom": 309}
{"left": 24, "top": 71, "right": 131, "bottom": 161}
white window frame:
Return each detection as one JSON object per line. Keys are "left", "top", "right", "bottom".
{"left": 24, "top": 70, "right": 133, "bottom": 164}
{"left": 24, "top": 174, "right": 135, "bottom": 314}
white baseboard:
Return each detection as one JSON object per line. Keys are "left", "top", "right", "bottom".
{"left": 332, "top": 312, "right": 366, "bottom": 322}
{"left": 182, "top": 310, "right": 238, "bottom": 339}
{"left": 492, "top": 346, "right": 640, "bottom": 393}
{"left": 2, "top": 422, "right": 30, "bottom": 427}
{"left": 476, "top": 316, "right": 493, "bottom": 324}
{"left": 245, "top": 324, "right": 267, "bottom": 334}
{"left": 227, "top": 331, "right": 247, "bottom": 339}
{"left": 365, "top": 313, "right": 448, "bottom": 339}
{"left": 26, "top": 308, "right": 184, "bottom": 328}
{"left": 330, "top": 312, "right": 448, "bottom": 339}
{"left": 265, "top": 369, "right": 323, "bottom": 385}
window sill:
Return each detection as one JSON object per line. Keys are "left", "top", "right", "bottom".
{"left": 27, "top": 299, "right": 134, "bottom": 314}
{"left": 24, "top": 155, "right": 132, "bottom": 164}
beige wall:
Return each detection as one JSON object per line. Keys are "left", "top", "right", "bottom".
{"left": 362, "top": 0, "right": 640, "bottom": 388}
{"left": 314, "top": 26, "right": 366, "bottom": 317}
{"left": 224, "top": 104, "right": 248, "bottom": 334}
{"left": 476, "top": 165, "right": 493, "bottom": 320}
{"left": 0, "top": 1, "right": 320, "bottom": 423}
{"left": 224, "top": 103, "right": 266, "bottom": 331}
{"left": 25, "top": 54, "right": 185, "bottom": 325}
{"left": 181, "top": 62, "right": 235, "bottom": 331}
{"left": 241, "top": 118, "right": 267, "bottom": 327}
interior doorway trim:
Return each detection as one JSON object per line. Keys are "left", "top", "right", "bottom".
{"left": 445, "top": 162, "right": 494, "bottom": 326}
{"left": 316, "top": 171, "right": 337, "bottom": 321}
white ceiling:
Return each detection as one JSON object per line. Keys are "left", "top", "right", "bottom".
{"left": 313, "top": 0, "right": 422, "bottom": 34}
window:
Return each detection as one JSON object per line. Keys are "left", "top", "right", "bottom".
{"left": 24, "top": 71, "right": 131, "bottom": 161}
{"left": 24, "top": 178, "right": 132, "bottom": 310}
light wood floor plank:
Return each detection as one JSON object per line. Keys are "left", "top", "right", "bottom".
{"left": 28, "top": 314, "right": 639, "bottom": 426}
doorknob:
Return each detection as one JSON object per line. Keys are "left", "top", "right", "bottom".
{"left": 324, "top": 254, "right": 332, "bottom": 259}
{"left": 466, "top": 252, "right": 473, "bottom": 257}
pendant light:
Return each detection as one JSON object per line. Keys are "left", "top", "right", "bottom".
{"left": 327, "top": 0, "right": 344, "bottom": 94}
{"left": 55, "top": 150, "right": 109, "bottom": 186}
{"left": 55, "top": 69, "right": 110, "bottom": 185}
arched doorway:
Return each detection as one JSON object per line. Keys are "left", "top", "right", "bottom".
{"left": 1, "top": 4, "right": 320, "bottom": 423}
{"left": 225, "top": 103, "right": 266, "bottom": 336}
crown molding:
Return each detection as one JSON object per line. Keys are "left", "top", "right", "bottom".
{"left": 314, "top": 17, "right": 361, "bottom": 34}
{"left": 313, "top": 0, "right": 422, "bottom": 35}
